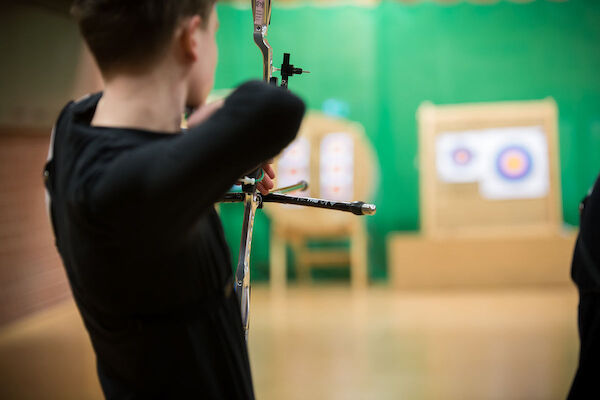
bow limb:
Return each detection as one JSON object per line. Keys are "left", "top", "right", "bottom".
{"left": 234, "top": 0, "right": 275, "bottom": 342}
{"left": 254, "top": 31, "right": 273, "bottom": 83}
{"left": 252, "top": 0, "right": 273, "bottom": 82}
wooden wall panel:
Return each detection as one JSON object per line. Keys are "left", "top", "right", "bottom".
{"left": 389, "top": 232, "right": 576, "bottom": 289}
{"left": 0, "top": 130, "right": 71, "bottom": 326}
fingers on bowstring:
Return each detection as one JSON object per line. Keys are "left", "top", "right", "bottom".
{"left": 261, "top": 173, "right": 274, "bottom": 191}
{"left": 257, "top": 183, "right": 268, "bottom": 195}
{"left": 257, "top": 173, "right": 275, "bottom": 195}
{"left": 263, "top": 163, "right": 276, "bottom": 180}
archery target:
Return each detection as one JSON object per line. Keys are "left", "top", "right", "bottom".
{"left": 436, "top": 132, "right": 482, "bottom": 183}
{"left": 277, "top": 137, "right": 310, "bottom": 197}
{"left": 495, "top": 146, "right": 532, "bottom": 181}
{"left": 453, "top": 148, "right": 473, "bottom": 165}
{"left": 320, "top": 132, "right": 354, "bottom": 201}
{"left": 478, "top": 126, "right": 549, "bottom": 200}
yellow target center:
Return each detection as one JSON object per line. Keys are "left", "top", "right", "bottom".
{"left": 506, "top": 155, "right": 523, "bottom": 170}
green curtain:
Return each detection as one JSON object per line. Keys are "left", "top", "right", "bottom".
{"left": 214, "top": 0, "right": 600, "bottom": 281}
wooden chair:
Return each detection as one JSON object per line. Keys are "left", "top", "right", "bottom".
{"left": 267, "top": 112, "right": 378, "bottom": 291}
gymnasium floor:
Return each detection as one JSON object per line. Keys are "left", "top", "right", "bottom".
{"left": 0, "top": 286, "right": 579, "bottom": 400}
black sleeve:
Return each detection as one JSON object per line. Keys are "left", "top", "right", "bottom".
{"left": 89, "top": 80, "right": 305, "bottom": 242}
{"left": 572, "top": 174, "right": 600, "bottom": 291}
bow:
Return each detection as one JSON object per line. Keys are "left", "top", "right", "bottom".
{"left": 226, "top": 0, "right": 376, "bottom": 341}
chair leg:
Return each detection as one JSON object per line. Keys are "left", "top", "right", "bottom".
{"left": 270, "top": 229, "right": 287, "bottom": 294}
{"left": 291, "top": 239, "right": 310, "bottom": 284}
{"left": 351, "top": 222, "right": 368, "bottom": 290}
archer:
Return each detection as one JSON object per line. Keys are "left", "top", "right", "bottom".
{"left": 43, "top": 1, "right": 305, "bottom": 398}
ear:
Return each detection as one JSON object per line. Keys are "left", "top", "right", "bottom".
{"left": 179, "top": 15, "right": 202, "bottom": 62}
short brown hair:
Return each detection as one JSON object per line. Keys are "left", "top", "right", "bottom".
{"left": 72, "top": 0, "right": 217, "bottom": 75}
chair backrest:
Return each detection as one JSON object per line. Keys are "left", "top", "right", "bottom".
{"left": 417, "top": 99, "right": 562, "bottom": 238}
{"left": 268, "top": 112, "right": 378, "bottom": 234}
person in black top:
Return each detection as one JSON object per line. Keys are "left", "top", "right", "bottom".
{"left": 568, "top": 175, "right": 600, "bottom": 399}
{"left": 43, "top": 1, "right": 305, "bottom": 398}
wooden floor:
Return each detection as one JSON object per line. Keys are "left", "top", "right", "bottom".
{"left": 0, "top": 285, "right": 580, "bottom": 400}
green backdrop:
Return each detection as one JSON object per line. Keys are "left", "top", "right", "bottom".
{"left": 213, "top": 0, "right": 600, "bottom": 282}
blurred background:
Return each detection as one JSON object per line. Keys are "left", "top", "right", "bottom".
{"left": 1, "top": 0, "right": 599, "bottom": 399}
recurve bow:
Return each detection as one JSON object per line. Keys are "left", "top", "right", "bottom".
{"left": 231, "top": 0, "right": 374, "bottom": 341}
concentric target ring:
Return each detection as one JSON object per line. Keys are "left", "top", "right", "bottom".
{"left": 495, "top": 145, "right": 532, "bottom": 181}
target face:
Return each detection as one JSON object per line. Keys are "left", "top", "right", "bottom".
{"left": 320, "top": 132, "right": 354, "bottom": 201}
{"left": 436, "top": 132, "right": 481, "bottom": 183}
{"left": 452, "top": 148, "right": 473, "bottom": 166}
{"left": 495, "top": 146, "right": 532, "bottom": 181}
{"left": 278, "top": 137, "right": 310, "bottom": 198}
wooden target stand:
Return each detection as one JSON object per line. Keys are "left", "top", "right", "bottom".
{"left": 389, "top": 99, "right": 576, "bottom": 289}
{"left": 267, "top": 112, "right": 378, "bottom": 291}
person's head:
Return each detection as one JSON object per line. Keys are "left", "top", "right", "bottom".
{"left": 72, "top": 0, "right": 219, "bottom": 107}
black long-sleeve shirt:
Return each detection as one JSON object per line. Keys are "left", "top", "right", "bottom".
{"left": 44, "top": 80, "right": 305, "bottom": 399}
{"left": 569, "top": 174, "right": 600, "bottom": 399}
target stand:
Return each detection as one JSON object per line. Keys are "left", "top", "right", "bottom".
{"left": 389, "top": 99, "right": 576, "bottom": 289}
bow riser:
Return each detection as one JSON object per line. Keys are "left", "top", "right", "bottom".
{"left": 252, "top": 0, "right": 273, "bottom": 82}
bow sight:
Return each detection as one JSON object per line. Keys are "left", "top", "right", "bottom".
{"left": 224, "top": 0, "right": 376, "bottom": 341}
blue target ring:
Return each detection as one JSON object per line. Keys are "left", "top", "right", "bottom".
{"left": 495, "top": 145, "right": 532, "bottom": 181}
